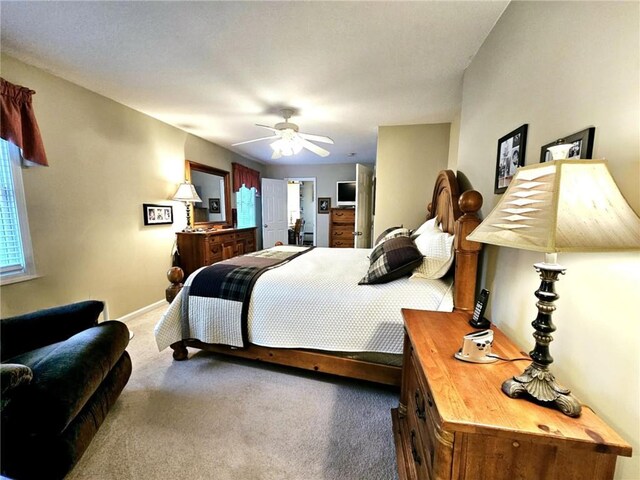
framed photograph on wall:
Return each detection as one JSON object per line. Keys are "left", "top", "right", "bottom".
{"left": 495, "top": 124, "right": 528, "bottom": 194}
{"left": 318, "top": 197, "right": 331, "bottom": 214}
{"left": 143, "top": 204, "right": 173, "bottom": 225}
{"left": 540, "top": 127, "right": 595, "bottom": 163}
{"left": 208, "top": 198, "right": 221, "bottom": 214}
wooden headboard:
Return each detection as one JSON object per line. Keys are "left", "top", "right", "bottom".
{"left": 427, "top": 170, "right": 483, "bottom": 312}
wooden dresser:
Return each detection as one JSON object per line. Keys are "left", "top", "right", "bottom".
{"left": 176, "top": 227, "right": 257, "bottom": 278}
{"left": 392, "top": 309, "right": 632, "bottom": 480}
{"left": 329, "top": 208, "right": 355, "bottom": 248}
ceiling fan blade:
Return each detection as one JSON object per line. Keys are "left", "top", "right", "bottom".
{"left": 256, "top": 124, "right": 279, "bottom": 132}
{"left": 300, "top": 139, "right": 330, "bottom": 157}
{"left": 231, "top": 135, "right": 279, "bottom": 146}
{"left": 298, "top": 132, "right": 334, "bottom": 144}
{"left": 271, "top": 149, "right": 282, "bottom": 160}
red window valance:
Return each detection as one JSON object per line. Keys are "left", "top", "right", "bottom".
{"left": 232, "top": 162, "right": 260, "bottom": 193}
{"left": 0, "top": 78, "right": 48, "bottom": 166}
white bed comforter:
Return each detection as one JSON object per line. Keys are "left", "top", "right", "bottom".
{"left": 154, "top": 246, "right": 453, "bottom": 355}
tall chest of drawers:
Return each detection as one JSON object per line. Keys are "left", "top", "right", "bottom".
{"left": 329, "top": 208, "right": 355, "bottom": 248}
{"left": 176, "top": 227, "right": 256, "bottom": 279}
{"left": 392, "top": 309, "right": 632, "bottom": 480}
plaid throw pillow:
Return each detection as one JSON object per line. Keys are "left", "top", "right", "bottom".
{"left": 359, "top": 236, "right": 423, "bottom": 285}
{"left": 374, "top": 226, "right": 401, "bottom": 246}
{"left": 374, "top": 227, "right": 410, "bottom": 247}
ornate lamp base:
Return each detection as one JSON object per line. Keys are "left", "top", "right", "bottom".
{"left": 502, "top": 255, "right": 582, "bottom": 417}
{"left": 183, "top": 202, "right": 193, "bottom": 232}
{"left": 502, "top": 363, "right": 582, "bottom": 417}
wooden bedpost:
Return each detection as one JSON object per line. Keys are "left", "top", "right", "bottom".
{"left": 454, "top": 190, "right": 483, "bottom": 312}
{"left": 170, "top": 341, "right": 189, "bottom": 361}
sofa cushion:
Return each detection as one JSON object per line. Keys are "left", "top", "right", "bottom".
{"left": 2, "top": 320, "right": 129, "bottom": 436}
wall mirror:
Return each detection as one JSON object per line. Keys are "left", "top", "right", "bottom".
{"left": 185, "top": 160, "right": 232, "bottom": 228}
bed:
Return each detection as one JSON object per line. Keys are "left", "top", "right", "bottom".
{"left": 154, "top": 170, "right": 483, "bottom": 386}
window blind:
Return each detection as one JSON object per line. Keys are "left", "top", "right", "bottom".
{"left": 0, "top": 139, "right": 26, "bottom": 274}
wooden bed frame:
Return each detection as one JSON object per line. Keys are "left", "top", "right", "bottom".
{"left": 170, "top": 170, "right": 483, "bottom": 386}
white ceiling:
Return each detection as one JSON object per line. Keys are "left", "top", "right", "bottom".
{"left": 0, "top": 1, "right": 508, "bottom": 165}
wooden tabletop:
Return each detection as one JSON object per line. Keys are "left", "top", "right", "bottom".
{"left": 402, "top": 308, "right": 632, "bottom": 457}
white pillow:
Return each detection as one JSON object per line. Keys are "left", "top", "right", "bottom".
{"left": 410, "top": 225, "right": 455, "bottom": 280}
{"left": 411, "top": 218, "right": 441, "bottom": 239}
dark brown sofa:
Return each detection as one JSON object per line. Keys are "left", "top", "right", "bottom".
{"left": 1, "top": 301, "right": 131, "bottom": 479}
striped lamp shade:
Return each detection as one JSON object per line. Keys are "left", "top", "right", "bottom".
{"left": 467, "top": 160, "right": 640, "bottom": 253}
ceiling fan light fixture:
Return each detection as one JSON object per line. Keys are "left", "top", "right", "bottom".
{"left": 238, "top": 110, "right": 332, "bottom": 159}
{"left": 271, "top": 136, "right": 303, "bottom": 157}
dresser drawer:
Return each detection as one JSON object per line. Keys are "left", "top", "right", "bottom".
{"left": 208, "top": 234, "right": 227, "bottom": 245}
{"left": 331, "top": 226, "right": 353, "bottom": 238}
{"left": 205, "top": 240, "right": 223, "bottom": 264}
{"left": 405, "top": 394, "right": 432, "bottom": 479}
{"left": 409, "top": 355, "right": 439, "bottom": 476}
{"left": 331, "top": 239, "right": 354, "bottom": 248}
{"left": 331, "top": 208, "right": 355, "bottom": 223}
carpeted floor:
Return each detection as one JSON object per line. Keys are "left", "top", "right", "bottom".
{"left": 66, "top": 304, "right": 400, "bottom": 480}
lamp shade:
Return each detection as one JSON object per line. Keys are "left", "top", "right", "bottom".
{"left": 172, "top": 181, "right": 202, "bottom": 203}
{"left": 467, "top": 160, "right": 640, "bottom": 253}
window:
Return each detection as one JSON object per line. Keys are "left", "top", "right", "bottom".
{"left": 0, "top": 138, "right": 36, "bottom": 284}
{"left": 236, "top": 185, "right": 256, "bottom": 229}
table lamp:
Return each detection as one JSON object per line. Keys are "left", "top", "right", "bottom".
{"left": 467, "top": 159, "right": 640, "bottom": 417}
{"left": 172, "top": 181, "right": 202, "bottom": 232}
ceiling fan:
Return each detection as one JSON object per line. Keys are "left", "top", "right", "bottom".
{"left": 232, "top": 109, "right": 334, "bottom": 159}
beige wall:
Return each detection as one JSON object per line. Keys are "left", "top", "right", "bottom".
{"left": 456, "top": 3, "right": 639, "bottom": 478}
{"left": 265, "top": 163, "right": 357, "bottom": 247}
{"left": 0, "top": 55, "right": 264, "bottom": 318}
{"left": 447, "top": 111, "right": 460, "bottom": 172}
{"left": 374, "top": 124, "right": 449, "bottom": 239}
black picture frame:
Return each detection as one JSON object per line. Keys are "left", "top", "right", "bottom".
{"left": 539, "top": 127, "right": 596, "bottom": 163}
{"left": 495, "top": 124, "right": 528, "bottom": 194}
{"left": 318, "top": 197, "right": 331, "bottom": 214}
{"left": 143, "top": 204, "right": 173, "bottom": 226}
{"left": 208, "top": 198, "right": 221, "bottom": 214}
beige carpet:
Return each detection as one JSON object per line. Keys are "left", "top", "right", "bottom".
{"left": 66, "top": 304, "right": 400, "bottom": 480}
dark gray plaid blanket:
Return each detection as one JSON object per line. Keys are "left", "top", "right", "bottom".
{"left": 181, "top": 247, "right": 312, "bottom": 346}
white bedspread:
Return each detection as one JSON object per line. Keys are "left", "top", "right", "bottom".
{"left": 155, "top": 246, "right": 453, "bottom": 355}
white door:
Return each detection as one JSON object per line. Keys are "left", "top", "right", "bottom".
{"left": 355, "top": 163, "right": 374, "bottom": 248}
{"left": 261, "top": 178, "right": 288, "bottom": 247}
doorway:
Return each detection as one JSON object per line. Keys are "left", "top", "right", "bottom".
{"left": 285, "top": 177, "right": 316, "bottom": 246}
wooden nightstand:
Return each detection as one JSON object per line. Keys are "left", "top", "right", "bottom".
{"left": 392, "top": 309, "right": 632, "bottom": 480}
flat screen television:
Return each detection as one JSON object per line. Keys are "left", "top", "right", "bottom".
{"left": 336, "top": 181, "right": 356, "bottom": 207}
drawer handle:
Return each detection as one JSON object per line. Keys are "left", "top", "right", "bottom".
{"left": 410, "top": 430, "right": 422, "bottom": 466}
{"left": 415, "top": 390, "right": 426, "bottom": 421}
{"left": 335, "top": 232, "right": 343, "bottom": 236}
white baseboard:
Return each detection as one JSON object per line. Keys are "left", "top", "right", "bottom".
{"left": 116, "top": 299, "right": 167, "bottom": 323}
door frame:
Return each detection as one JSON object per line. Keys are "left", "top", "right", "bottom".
{"left": 285, "top": 177, "right": 317, "bottom": 246}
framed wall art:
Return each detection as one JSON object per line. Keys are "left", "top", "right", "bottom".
{"left": 495, "top": 124, "right": 528, "bottom": 194}
{"left": 318, "top": 197, "right": 331, "bottom": 214}
{"left": 540, "top": 127, "right": 595, "bottom": 163}
{"left": 143, "top": 204, "right": 173, "bottom": 226}
{"left": 208, "top": 198, "right": 221, "bottom": 214}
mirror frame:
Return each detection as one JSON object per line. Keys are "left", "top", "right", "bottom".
{"left": 185, "top": 160, "right": 232, "bottom": 229}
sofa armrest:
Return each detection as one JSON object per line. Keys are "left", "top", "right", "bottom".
{"left": 1, "top": 301, "right": 104, "bottom": 361}
{"left": 1, "top": 363, "right": 33, "bottom": 410}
